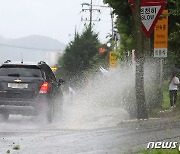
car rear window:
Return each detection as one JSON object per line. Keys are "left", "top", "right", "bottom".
{"left": 0, "top": 65, "right": 42, "bottom": 78}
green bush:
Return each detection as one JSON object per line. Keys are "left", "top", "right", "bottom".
{"left": 139, "top": 147, "right": 180, "bottom": 154}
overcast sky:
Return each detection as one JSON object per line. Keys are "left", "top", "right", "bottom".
{"left": 0, "top": 0, "right": 112, "bottom": 44}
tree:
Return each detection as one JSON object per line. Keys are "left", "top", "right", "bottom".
{"left": 105, "top": 0, "right": 180, "bottom": 65}
{"left": 104, "top": 0, "right": 148, "bottom": 119}
{"left": 56, "top": 27, "right": 100, "bottom": 86}
{"left": 167, "top": 0, "right": 180, "bottom": 68}
{"left": 133, "top": 0, "right": 148, "bottom": 119}
{"left": 104, "top": 0, "right": 135, "bottom": 53}
{"left": 104, "top": 0, "right": 180, "bottom": 119}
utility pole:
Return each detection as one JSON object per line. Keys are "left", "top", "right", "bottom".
{"left": 81, "top": 0, "right": 101, "bottom": 30}
{"left": 81, "top": 1, "right": 117, "bottom": 51}
{"left": 110, "top": 9, "right": 114, "bottom": 50}
{"left": 89, "top": 0, "right": 93, "bottom": 30}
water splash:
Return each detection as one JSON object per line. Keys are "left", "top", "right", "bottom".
{"left": 56, "top": 66, "right": 136, "bottom": 129}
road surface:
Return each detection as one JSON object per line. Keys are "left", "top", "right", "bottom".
{"left": 0, "top": 115, "right": 179, "bottom": 154}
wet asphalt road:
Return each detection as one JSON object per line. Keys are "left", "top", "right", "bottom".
{"left": 0, "top": 116, "right": 179, "bottom": 154}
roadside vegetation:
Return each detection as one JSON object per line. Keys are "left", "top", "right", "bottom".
{"left": 147, "top": 79, "right": 180, "bottom": 118}
{"left": 161, "top": 81, "right": 180, "bottom": 117}
{"left": 56, "top": 0, "right": 180, "bottom": 119}
{"left": 139, "top": 147, "right": 180, "bottom": 154}
{"left": 104, "top": 0, "right": 180, "bottom": 68}
{"left": 104, "top": 0, "right": 180, "bottom": 119}
{"left": 56, "top": 27, "right": 109, "bottom": 88}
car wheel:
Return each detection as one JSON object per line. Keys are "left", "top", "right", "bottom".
{"left": 1, "top": 113, "right": 9, "bottom": 121}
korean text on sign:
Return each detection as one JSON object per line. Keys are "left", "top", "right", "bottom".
{"left": 154, "top": 10, "right": 168, "bottom": 58}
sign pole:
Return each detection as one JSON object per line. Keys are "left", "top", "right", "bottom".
{"left": 159, "top": 58, "right": 163, "bottom": 106}
{"left": 154, "top": 10, "right": 168, "bottom": 106}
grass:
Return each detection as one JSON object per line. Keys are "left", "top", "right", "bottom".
{"left": 138, "top": 148, "right": 180, "bottom": 154}
{"left": 163, "top": 81, "right": 171, "bottom": 110}
{"left": 163, "top": 90, "right": 170, "bottom": 109}
{"left": 150, "top": 80, "right": 180, "bottom": 118}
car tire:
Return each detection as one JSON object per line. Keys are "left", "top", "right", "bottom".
{"left": 1, "top": 113, "right": 9, "bottom": 121}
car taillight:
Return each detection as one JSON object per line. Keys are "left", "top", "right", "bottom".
{"left": 39, "top": 82, "right": 50, "bottom": 93}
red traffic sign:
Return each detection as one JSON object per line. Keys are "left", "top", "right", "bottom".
{"left": 128, "top": 0, "right": 166, "bottom": 5}
{"left": 128, "top": 0, "right": 167, "bottom": 37}
{"left": 141, "top": 3, "right": 166, "bottom": 37}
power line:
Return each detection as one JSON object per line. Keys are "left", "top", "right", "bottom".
{"left": 0, "top": 43, "right": 62, "bottom": 52}
{"left": 81, "top": 0, "right": 101, "bottom": 29}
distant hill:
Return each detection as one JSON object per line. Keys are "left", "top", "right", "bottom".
{"left": 0, "top": 35, "right": 66, "bottom": 66}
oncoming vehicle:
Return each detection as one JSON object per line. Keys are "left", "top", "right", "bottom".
{"left": 0, "top": 60, "right": 63, "bottom": 122}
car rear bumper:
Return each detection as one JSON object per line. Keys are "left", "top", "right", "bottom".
{"left": 0, "top": 98, "right": 48, "bottom": 116}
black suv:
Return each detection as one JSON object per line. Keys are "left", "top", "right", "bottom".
{"left": 0, "top": 60, "right": 63, "bottom": 122}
